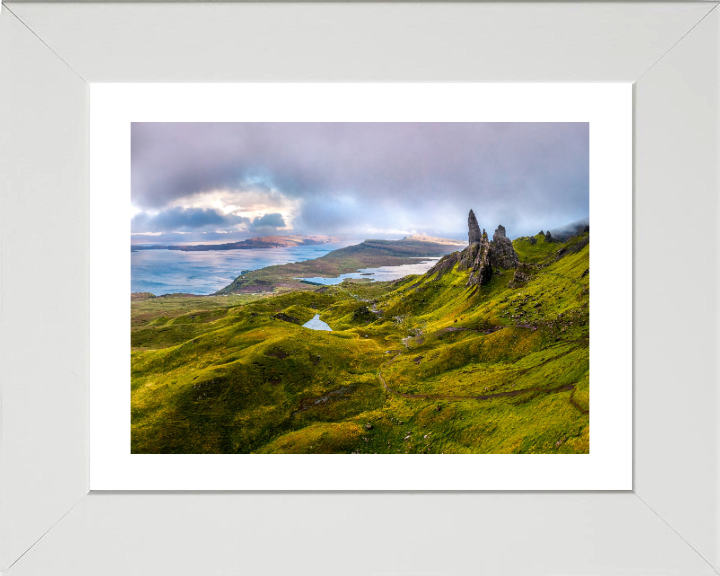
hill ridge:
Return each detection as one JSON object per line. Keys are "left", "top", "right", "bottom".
{"left": 131, "top": 211, "right": 589, "bottom": 455}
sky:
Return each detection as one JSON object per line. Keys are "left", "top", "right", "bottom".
{"left": 131, "top": 122, "right": 589, "bottom": 244}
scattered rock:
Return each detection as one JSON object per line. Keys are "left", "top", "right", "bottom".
{"left": 365, "top": 423, "right": 373, "bottom": 430}
{"left": 265, "top": 348, "right": 289, "bottom": 359}
{"left": 352, "top": 305, "right": 375, "bottom": 323}
{"left": 273, "top": 312, "right": 301, "bottom": 325}
{"left": 508, "top": 262, "right": 534, "bottom": 288}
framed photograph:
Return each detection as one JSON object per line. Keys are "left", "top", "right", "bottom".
{"left": 90, "top": 83, "right": 630, "bottom": 491}
{"left": 2, "top": 2, "right": 718, "bottom": 574}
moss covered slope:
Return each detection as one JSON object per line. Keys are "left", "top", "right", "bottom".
{"left": 132, "top": 232, "right": 589, "bottom": 454}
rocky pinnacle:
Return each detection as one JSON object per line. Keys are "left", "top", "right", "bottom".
{"left": 468, "top": 210, "right": 482, "bottom": 244}
{"left": 493, "top": 225, "right": 507, "bottom": 240}
{"left": 489, "top": 224, "right": 519, "bottom": 269}
{"left": 429, "top": 211, "right": 521, "bottom": 288}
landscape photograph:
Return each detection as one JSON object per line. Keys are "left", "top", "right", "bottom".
{"left": 131, "top": 122, "right": 590, "bottom": 454}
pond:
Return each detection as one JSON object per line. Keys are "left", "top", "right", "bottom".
{"left": 302, "top": 314, "right": 333, "bottom": 331}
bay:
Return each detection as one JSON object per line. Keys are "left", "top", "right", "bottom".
{"left": 297, "top": 258, "right": 441, "bottom": 285}
{"left": 131, "top": 241, "right": 357, "bottom": 295}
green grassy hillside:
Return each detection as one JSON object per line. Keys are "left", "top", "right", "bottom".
{"left": 132, "top": 232, "right": 589, "bottom": 454}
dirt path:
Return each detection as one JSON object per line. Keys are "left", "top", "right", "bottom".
{"left": 569, "top": 387, "right": 589, "bottom": 415}
{"left": 335, "top": 285, "right": 361, "bottom": 300}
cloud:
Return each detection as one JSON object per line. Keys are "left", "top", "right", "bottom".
{"left": 131, "top": 122, "right": 589, "bottom": 238}
{"left": 248, "top": 212, "right": 287, "bottom": 233}
{"left": 131, "top": 207, "right": 249, "bottom": 234}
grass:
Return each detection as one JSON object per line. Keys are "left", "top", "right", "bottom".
{"left": 131, "top": 232, "right": 589, "bottom": 454}
{"left": 513, "top": 233, "right": 559, "bottom": 263}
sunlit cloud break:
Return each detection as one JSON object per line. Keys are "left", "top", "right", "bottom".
{"left": 131, "top": 122, "right": 589, "bottom": 242}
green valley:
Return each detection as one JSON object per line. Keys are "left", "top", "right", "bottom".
{"left": 131, "top": 221, "right": 590, "bottom": 455}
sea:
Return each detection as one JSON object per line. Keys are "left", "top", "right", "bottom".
{"left": 131, "top": 241, "right": 440, "bottom": 295}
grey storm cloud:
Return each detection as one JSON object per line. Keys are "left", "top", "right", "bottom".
{"left": 131, "top": 207, "right": 249, "bottom": 234}
{"left": 249, "top": 212, "right": 286, "bottom": 232}
{"left": 131, "top": 122, "right": 589, "bottom": 239}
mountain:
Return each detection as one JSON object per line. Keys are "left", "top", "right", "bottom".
{"left": 402, "top": 234, "right": 467, "bottom": 246}
{"left": 131, "top": 214, "right": 589, "bottom": 454}
{"left": 166, "top": 234, "right": 344, "bottom": 251}
{"left": 216, "top": 236, "right": 466, "bottom": 294}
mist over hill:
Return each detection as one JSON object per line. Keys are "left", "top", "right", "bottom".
{"left": 548, "top": 217, "right": 590, "bottom": 241}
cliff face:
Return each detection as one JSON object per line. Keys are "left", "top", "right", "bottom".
{"left": 463, "top": 232, "right": 493, "bottom": 286}
{"left": 429, "top": 211, "right": 520, "bottom": 287}
{"left": 468, "top": 210, "right": 482, "bottom": 244}
{"left": 489, "top": 225, "right": 519, "bottom": 269}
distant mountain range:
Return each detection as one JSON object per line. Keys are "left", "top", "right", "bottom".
{"left": 401, "top": 234, "right": 466, "bottom": 246}
{"left": 131, "top": 234, "right": 344, "bottom": 252}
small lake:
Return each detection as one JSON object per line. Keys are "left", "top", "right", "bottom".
{"left": 303, "top": 314, "right": 332, "bottom": 331}
{"left": 297, "top": 258, "right": 441, "bottom": 285}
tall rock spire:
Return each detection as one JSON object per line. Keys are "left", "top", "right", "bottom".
{"left": 428, "top": 212, "right": 521, "bottom": 288}
{"left": 468, "top": 210, "right": 482, "bottom": 244}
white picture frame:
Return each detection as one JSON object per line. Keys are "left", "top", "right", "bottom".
{"left": 90, "top": 83, "right": 630, "bottom": 491}
{"left": 1, "top": 2, "right": 718, "bottom": 574}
